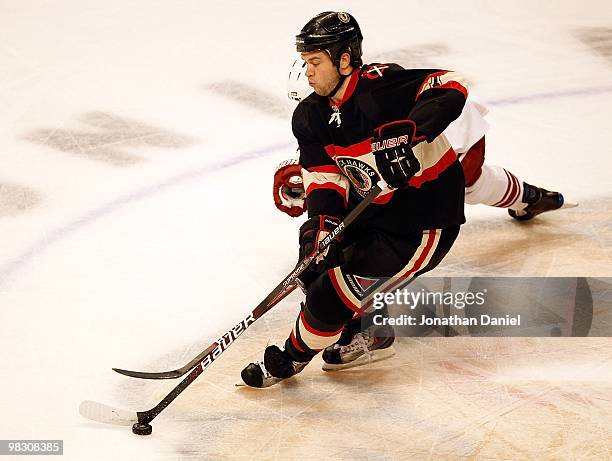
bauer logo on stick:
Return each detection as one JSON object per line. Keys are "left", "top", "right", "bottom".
{"left": 201, "top": 315, "right": 255, "bottom": 368}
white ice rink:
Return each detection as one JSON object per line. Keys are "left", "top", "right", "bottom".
{"left": 1, "top": 1, "right": 612, "bottom": 459}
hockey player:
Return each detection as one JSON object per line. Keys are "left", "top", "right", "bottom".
{"left": 272, "top": 60, "right": 571, "bottom": 372}
{"left": 242, "top": 11, "right": 470, "bottom": 387}
{"left": 275, "top": 61, "right": 567, "bottom": 222}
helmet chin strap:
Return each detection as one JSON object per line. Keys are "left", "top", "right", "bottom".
{"left": 325, "top": 69, "right": 348, "bottom": 100}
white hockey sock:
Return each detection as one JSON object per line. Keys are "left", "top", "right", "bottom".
{"left": 464, "top": 164, "right": 526, "bottom": 211}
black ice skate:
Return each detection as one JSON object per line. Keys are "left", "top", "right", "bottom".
{"left": 322, "top": 320, "right": 396, "bottom": 371}
{"left": 240, "top": 345, "right": 308, "bottom": 388}
{"left": 509, "top": 185, "right": 576, "bottom": 221}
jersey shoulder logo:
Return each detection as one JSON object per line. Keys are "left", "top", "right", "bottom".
{"left": 362, "top": 64, "right": 389, "bottom": 80}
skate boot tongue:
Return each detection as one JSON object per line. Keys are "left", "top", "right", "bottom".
{"left": 322, "top": 324, "right": 396, "bottom": 371}
{"left": 345, "top": 333, "right": 372, "bottom": 359}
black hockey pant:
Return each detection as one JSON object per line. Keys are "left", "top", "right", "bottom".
{"left": 285, "top": 226, "right": 460, "bottom": 362}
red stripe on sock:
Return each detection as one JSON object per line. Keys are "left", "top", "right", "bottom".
{"left": 492, "top": 170, "right": 512, "bottom": 207}
{"left": 497, "top": 171, "right": 520, "bottom": 208}
{"left": 504, "top": 173, "right": 522, "bottom": 207}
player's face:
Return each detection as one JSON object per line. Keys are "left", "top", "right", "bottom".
{"left": 301, "top": 51, "right": 339, "bottom": 97}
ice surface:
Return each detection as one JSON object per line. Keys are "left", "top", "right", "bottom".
{"left": 1, "top": 1, "right": 611, "bottom": 459}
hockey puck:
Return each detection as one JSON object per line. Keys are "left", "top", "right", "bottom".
{"left": 132, "top": 422, "right": 152, "bottom": 435}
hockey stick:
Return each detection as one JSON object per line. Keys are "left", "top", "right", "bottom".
{"left": 80, "top": 182, "right": 386, "bottom": 431}
{"left": 113, "top": 184, "right": 383, "bottom": 380}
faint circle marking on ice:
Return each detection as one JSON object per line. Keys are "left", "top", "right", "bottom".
{"left": 0, "top": 141, "right": 293, "bottom": 288}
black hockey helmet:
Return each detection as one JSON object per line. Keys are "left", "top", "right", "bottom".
{"left": 296, "top": 12, "right": 363, "bottom": 68}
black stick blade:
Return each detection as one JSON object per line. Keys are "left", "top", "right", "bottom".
{"left": 112, "top": 367, "right": 185, "bottom": 379}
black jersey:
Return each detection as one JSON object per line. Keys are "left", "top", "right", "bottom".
{"left": 293, "top": 63, "right": 468, "bottom": 235}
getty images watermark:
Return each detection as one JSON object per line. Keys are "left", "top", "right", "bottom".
{"left": 363, "top": 277, "right": 604, "bottom": 337}
{"left": 369, "top": 287, "right": 521, "bottom": 327}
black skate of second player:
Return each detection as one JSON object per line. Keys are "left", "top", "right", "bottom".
{"left": 242, "top": 11, "right": 469, "bottom": 387}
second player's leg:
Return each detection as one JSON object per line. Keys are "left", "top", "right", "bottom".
{"left": 461, "top": 136, "right": 566, "bottom": 219}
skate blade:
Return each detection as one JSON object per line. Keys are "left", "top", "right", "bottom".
{"left": 322, "top": 347, "right": 396, "bottom": 372}
{"left": 561, "top": 201, "right": 578, "bottom": 209}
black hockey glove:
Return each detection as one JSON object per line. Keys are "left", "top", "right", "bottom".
{"left": 372, "top": 120, "right": 421, "bottom": 189}
{"left": 297, "top": 215, "right": 344, "bottom": 288}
